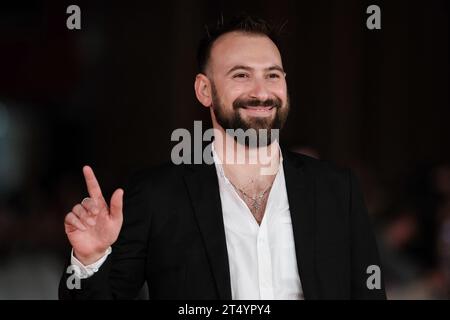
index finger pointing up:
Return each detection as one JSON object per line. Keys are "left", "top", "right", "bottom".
{"left": 82, "top": 165, "right": 104, "bottom": 200}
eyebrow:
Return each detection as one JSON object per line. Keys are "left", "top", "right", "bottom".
{"left": 226, "top": 65, "right": 285, "bottom": 75}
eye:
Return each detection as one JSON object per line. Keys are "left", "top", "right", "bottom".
{"left": 233, "top": 73, "right": 249, "bottom": 79}
{"left": 267, "top": 73, "right": 281, "bottom": 79}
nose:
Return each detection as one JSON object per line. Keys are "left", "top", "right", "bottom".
{"left": 248, "top": 78, "right": 270, "bottom": 102}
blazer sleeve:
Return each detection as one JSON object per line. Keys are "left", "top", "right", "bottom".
{"left": 58, "top": 173, "right": 152, "bottom": 300}
{"left": 349, "top": 170, "right": 387, "bottom": 299}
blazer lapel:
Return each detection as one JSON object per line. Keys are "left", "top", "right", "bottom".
{"left": 283, "top": 151, "right": 319, "bottom": 299}
{"left": 182, "top": 150, "right": 318, "bottom": 300}
{"left": 183, "top": 163, "right": 232, "bottom": 300}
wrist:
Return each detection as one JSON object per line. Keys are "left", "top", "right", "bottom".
{"left": 74, "top": 248, "right": 109, "bottom": 266}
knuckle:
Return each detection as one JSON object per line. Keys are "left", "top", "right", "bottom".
{"left": 82, "top": 197, "right": 92, "bottom": 207}
{"left": 88, "top": 200, "right": 98, "bottom": 210}
{"left": 66, "top": 212, "right": 76, "bottom": 223}
{"left": 77, "top": 204, "right": 87, "bottom": 214}
{"left": 87, "top": 201, "right": 96, "bottom": 210}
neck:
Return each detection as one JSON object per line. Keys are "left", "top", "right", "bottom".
{"left": 212, "top": 127, "right": 280, "bottom": 186}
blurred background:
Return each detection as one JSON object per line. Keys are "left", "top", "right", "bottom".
{"left": 0, "top": 0, "right": 448, "bottom": 299}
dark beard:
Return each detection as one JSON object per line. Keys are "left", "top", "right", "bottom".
{"left": 211, "top": 82, "right": 289, "bottom": 148}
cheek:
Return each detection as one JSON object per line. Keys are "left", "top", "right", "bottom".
{"left": 272, "top": 84, "right": 287, "bottom": 102}
{"left": 222, "top": 83, "right": 246, "bottom": 106}
{"left": 280, "top": 80, "right": 288, "bottom": 97}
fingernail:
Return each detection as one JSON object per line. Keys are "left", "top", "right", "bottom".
{"left": 92, "top": 207, "right": 99, "bottom": 214}
{"left": 87, "top": 217, "right": 96, "bottom": 226}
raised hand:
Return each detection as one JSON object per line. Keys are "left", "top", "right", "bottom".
{"left": 64, "top": 165, "right": 124, "bottom": 265}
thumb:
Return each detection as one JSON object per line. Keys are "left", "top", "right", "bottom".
{"left": 109, "top": 188, "right": 124, "bottom": 220}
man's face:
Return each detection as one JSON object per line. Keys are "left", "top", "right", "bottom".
{"left": 206, "top": 32, "right": 289, "bottom": 145}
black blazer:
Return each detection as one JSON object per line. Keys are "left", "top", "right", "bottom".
{"left": 59, "top": 151, "right": 386, "bottom": 300}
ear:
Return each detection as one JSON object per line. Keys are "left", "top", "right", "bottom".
{"left": 194, "top": 73, "right": 212, "bottom": 108}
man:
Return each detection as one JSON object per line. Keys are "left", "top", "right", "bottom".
{"left": 59, "top": 15, "right": 386, "bottom": 300}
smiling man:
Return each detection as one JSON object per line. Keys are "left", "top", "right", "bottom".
{"left": 59, "top": 14, "right": 386, "bottom": 300}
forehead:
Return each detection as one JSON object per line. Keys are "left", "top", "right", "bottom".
{"left": 209, "top": 31, "right": 283, "bottom": 73}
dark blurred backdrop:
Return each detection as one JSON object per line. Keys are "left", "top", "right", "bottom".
{"left": 0, "top": 0, "right": 449, "bottom": 299}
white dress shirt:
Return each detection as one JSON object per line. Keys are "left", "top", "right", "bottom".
{"left": 71, "top": 143, "right": 303, "bottom": 299}
{"left": 212, "top": 144, "right": 303, "bottom": 300}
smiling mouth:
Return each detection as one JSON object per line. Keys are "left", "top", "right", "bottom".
{"left": 242, "top": 106, "right": 274, "bottom": 111}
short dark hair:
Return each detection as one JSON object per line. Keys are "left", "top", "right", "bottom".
{"left": 197, "top": 14, "right": 284, "bottom": 74}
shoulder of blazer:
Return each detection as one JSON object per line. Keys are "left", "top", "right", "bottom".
{"left": 282, "top": 150, "right": 350, "bottom": 181}
{"left": 124, "top": 161, "right": 213, "bottom": 192}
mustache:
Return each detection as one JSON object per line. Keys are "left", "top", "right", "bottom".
{"left": 233, "top": 97, "right": 282, "bottom": 110}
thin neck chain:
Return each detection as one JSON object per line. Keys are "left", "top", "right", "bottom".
{"left": 228, "top": 179, "right": 273, "bottom": 212}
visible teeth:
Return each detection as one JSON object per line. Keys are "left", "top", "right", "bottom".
{"left": 245, "top": 106, "right": 272, "bottom": 110}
